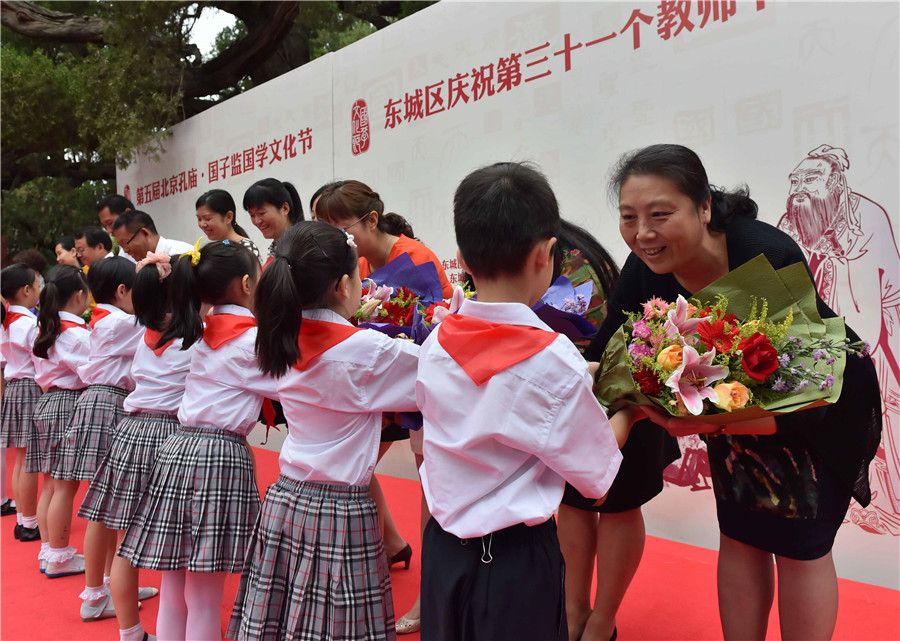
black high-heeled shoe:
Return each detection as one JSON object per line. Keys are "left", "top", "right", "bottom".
{"left": 389, "top": 543, "right": 412, "bottom": 570}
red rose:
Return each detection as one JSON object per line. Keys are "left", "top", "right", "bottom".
{"left": 738, "top": 332, "right": 779, "bottom": 382}
{"left": 633, "top": 366, "right": 664, "bottom": 396}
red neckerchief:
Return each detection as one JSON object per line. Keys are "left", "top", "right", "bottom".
{"left": 144, "top": 329, "right": 175, "bottom": 357}
{"left": 59, "top": 320, "right": 85, "bottom": 332}
{"left": 293, "top": 319, "right": 361, "bottom": 371}
{"left": 437, "top": 314, "right": 559, "bottom": 386}
{"left": 202, "top": 313, "right": 257, "bottom": 350}
{"left": 263, "top": 255, "right": 274, "bottom": 270}
{"left": 3, "top": 311, "right": 26, "bottom": 330}
{"left": 88, "top": 307, "right": 112, "bottom": 329}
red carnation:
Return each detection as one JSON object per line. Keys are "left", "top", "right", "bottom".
{"left": 697, "top": 319, "right": 740, "bottom": 353}
{"left": 738, "top": 332, "right": 779, "bottom": 382}
{"left": 633, "top": 366, "right": 664, "bottom": 396}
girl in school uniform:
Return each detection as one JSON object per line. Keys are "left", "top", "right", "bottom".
{"left": 1, "top": 264, "right": 43, "bottom": 542}
{"left": 79, "top": 252, "right": 183, "bottom": 640}
{"left": 118, "top": 241, "right": 276, "bottom": 641}
{"left": 29, "top": 264, "right": 91, "bottom": 577}
{"left": 228, "top": 221, "right": 420, "bottom": 641}
{"left": 48, "top": 257, "right": 147, "bottom": 612}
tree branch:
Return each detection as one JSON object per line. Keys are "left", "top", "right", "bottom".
{"left": 3, "top": 154, "right": 116, "bottom": 191}
{"left": 0, "top": 1, "right": 107, "bottom": 43}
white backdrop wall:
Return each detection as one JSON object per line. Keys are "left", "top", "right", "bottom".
{"left": 118, "top": 1, "right": 900, "bottom": 589}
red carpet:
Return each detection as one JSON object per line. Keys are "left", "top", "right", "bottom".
{"left": 2, "top": 447, "right": 898, "bottom": 640}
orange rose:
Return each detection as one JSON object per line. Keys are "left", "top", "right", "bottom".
{"left": 713, "top": 381, "right": 750, "bottom": 412}
{"left": 657, "top": 344, "right": 684, "bottom": 371}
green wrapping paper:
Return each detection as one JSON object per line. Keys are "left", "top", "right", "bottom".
{"left": 594, "top": 255, "right": 849, "bottom": 427}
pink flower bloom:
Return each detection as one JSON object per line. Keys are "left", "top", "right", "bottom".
{"left": 664, "top": 295, "right": 704, "bottom": 337}
{"left": 632, "top": 319, "right": 651, "bottom": 339}
{"left": 642, "top": 297, "right": 671, "bottom": 321}
{"left": 664, "top": 345, "right": 729, "bottom": 415}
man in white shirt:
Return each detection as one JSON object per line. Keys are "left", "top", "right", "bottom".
{"left": 74, "top": 227, "right": 114, "bottom": 268}
{"left": 110, "top": 210, "right": 194, "bottom": 261}
{"left": 95, "top": 194, "right": 137, "bottom": 264}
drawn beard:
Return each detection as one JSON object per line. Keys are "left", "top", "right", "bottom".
{"left": 785, "top": 188, "right": 841, "bottom": 250}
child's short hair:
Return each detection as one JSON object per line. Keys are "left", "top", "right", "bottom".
{"left": 453, "top": 162, "right": 561, "bottom": 278}
{"left": 1, "top": 263, "right": 37, "bottom": 300}
{"left": 87, "top": 256, "right": 135, "bottom": 304}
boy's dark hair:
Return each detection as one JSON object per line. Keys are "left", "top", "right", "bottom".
{"left": 111, "top": 210, "right": 158, "bottom": 235}
{"left": 33, "top": 265, "right": 89, "bottom": 359}
{"left": 608, "top": 144, "right": 758, "bottom": 232}
{"left": 161, "top": 241, "right": 259, "bottom": 350}
{"left": 96, "top": 194, "right": 134, "bottom": 215}
{"left": 132, "top": 260, "right": 171, "bottom": 340}
{"left": 255, "top": 222, "right": 358, "bottom": 378}
{"left": 196, "top": 189, "right": 251, "bottom": 238}
{"left": 87, "top": 256, "right": 135, "bottom": 305}
{"left": 11, "top": 249, "right": 48, "bottom": 275}
{"left": 77, "top": 226, "right": 113, "bottom": 252}
{"left": 56, "top": 235, "right": 76, "bottom": 251}
{"left": 453, "top": 162, "right": 561, "bottom": 278}
{"left": 1, "top": 264, "right": 37, "bottom": 300}
{"left": 242, "top": 178, "right": 304, "bottom": 225}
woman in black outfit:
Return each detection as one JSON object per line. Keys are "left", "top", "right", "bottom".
{"left": 566, "top": 144, "right": 881, "bottom": 641}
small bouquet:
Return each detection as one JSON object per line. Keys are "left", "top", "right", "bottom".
{"left": 533, "top": 248, "right": 607, "bottom": 347}
{"left": 594, "top": 255, "right": 869, "bottom": 429}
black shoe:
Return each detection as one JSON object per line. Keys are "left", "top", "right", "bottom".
{"left": 0, "top": 500, "right": 16, "bottom": 516}
{"left": 389, "top": 543, "right": 413, "bottom": 570}
{"left": 14, "top": 524, "right": 22, "bottom": 539}
{"left": 18, "top": 525, "right": 40, "bottom": 542}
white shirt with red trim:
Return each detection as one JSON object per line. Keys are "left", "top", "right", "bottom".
{"left": 277, "top": 308, "right": 420, "bottom": 486}
{"left": 123, "top": 332, "right": 192, "bottom": 415}
{"left": 417, "top": 299, "right": 623, "bottom": 539}
{"left": 78, "top": 304, "right": 144, "bottom": 390}
{"left": 1, "top": 305, "right": 39, "bottom": 381}
{"left": 33, "top": 311, "right": 91, "bottom": 390}
{"left": 177, "top": 304, "right": 278, "bottom": 435}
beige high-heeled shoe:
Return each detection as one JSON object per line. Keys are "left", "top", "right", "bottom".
{"left": 395, "top": 614, "right": 421, "bottom": 635}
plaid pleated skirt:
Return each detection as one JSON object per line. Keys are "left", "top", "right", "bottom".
{"left": 78, "top": 411, "right": 182, "bottom": 529}
{"left": 26, "top": 388, "right": 84, "bottom": 474}
{"left": 1, "top": 378, "right": 42, "bottom": 448}
{"left": 53, "top": 383, "right": 129, "bottom": 481}
{"left": 227, "top": 476, "right": 395, "bottom": 641}
{"left": 118, "top": 426, "right": 260, "bottom": 573}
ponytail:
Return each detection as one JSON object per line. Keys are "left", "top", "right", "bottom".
{"left": 379, "top": 212, "right": 416, "bottom": 238}
{"left": 255, "top": 222, "right": 357, "bottom": 377}
{"left": 708, "top": 185, "right": 758, "bottom": 232}
{"left": 132, "top": 262, "right": 170, "bottom": 334}
{"left": 34, "top": 265, "right": 88, "bottom": 359}
{"left": 196, "top": 189, "right": 253, "bottom": 239}
{"left": 243, "top": 178, "right": 305, "bottom": 226}
{"left": 283, "top": 182, "right": 304, "bottom": 225}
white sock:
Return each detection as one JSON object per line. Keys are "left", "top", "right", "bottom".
{"left": 17, "top": 513, "right": 23, "bottom": 525}
{"left": 104, "top": 574, "right": 111, "bottom": 586}
{"left": 79, "top": 583, "right": 108, "bottom": 606}
{"left": 120, "top": 622, "right": 150, "bottom": 641}
{"left": 39, "top": 542, "right": 49, "bottom": 560}
{"left": 22, "top": 515, "right": 38, "bottom": 528}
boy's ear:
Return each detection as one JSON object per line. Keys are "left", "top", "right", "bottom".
{"left": 241, "top": 273, "right": 252, "bottom": 295}
{"left": 456, "top": 249, "right": 471, "bottom": 275}
{"left": 533, "top": 237, "right": 557, "bottom": 271}
{"left": 115, "top": 283, "right": 128, "bottom": 301}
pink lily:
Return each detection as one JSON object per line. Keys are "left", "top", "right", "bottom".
{"left": 664, "top": 294, "right": 703, "bottom": 337}
{"left": 664, "top": 345, "right": 729, "bottom": 415}
{"left": 429, "top": 285, "right": 466, "bottom": 325}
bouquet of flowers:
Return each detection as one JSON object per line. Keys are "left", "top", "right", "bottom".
{"left": 594, "top": 255, "right": 869, "bottom": 428}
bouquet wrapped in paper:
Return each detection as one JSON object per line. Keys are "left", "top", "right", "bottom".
{"left": 594, "top": 255, "right": 870, "bottom": 429}
{"left": 533, "top": 247, "right": 606, "bottom": 347}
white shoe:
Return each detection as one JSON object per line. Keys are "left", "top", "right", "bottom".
{"left": 80, "top": 592, "right": 115, "bottom": 621}
{"left": 45, "top": 555, "right": 85, "bottom": 578}
{"left": 138, "top": 586, "right": 159, "bottom": 600}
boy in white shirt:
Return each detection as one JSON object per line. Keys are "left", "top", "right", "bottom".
{"left": 417, "top": 162, "right": 634, "bottom": 640}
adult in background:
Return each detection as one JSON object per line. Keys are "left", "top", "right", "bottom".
{"left": 54, "top": 236, "right": 81, "bottom": 268}
{"left": 573, "top": 143, "right": 879, "bottom": 641}
{"left": 96, "top": 195, "right": 137, "bottom": 264}
{"left": 196, "top": 189, "right": 262, "bottom": 262}
{"left": 242, "top": 178, "right": 304, "bottom": 268}
{"left": 110, "top": 210, "right": 194, "bottom": 262}
{"left": 10, "top": 250, "right": 48, "bottom": 289}
{"left": 74, "top": 227, "right": 114, "bottom": 268}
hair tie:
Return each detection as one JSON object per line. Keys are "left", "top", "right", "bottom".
{"left": 281, "top": 255, "right": 293, "bottom": 270}
{"left": 222, "top": 239, "right": 231, "bottom": 245}
{"left": 135, "top": 252, "right": 172, "bottom": 281}
{"left": 181, "top": 238, "right": 203, "bottom": 266}
{"left": 345, "top": 232, "right": 357, "bottom": 249}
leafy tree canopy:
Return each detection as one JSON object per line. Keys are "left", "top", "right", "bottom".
{"left": 1, "top": 0, "right": 433, "bottom": 266}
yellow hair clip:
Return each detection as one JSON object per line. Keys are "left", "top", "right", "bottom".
{"left": 181, "top": 237, "right": 203, "bottom": 266}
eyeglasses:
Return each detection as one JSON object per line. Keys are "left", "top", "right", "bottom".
{"left": 339, "top": 211, "right": 373, "bottom": 233}
{"left": 122, "top": 227, "right": 146, "bottom": 247}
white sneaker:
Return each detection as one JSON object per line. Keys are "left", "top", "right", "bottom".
{"left": 45, "top": 555, "right": 85, "bottom": 578}
{"left": 80, "top": 592, "right": 115, "bottom": 621}
{"left": 138, "top": 586, "right": 159, "bottom": 600}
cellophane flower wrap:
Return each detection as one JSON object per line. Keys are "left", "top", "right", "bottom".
{"left": 534, "top": 249, "right": 606, "bottom": 347}
{"left": 594, "top": 255, "right": 869, "bottom": 429}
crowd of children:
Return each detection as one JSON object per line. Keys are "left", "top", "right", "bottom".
{"left": 0, "top": 153, "right": 880, "bottom": 641}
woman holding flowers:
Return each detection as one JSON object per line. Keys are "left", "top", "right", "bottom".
{"left": 562, "top": 144, "right": 880, "bottom": 641}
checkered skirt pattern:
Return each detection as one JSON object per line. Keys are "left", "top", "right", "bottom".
{"left": 78, "top": 412, "right": 182, "bottom": 529}
{"left": 0, "top": 378, "right": 42, "bottom": 448}
{"left": 53, "top": 384, "right": 129, "bottom": 481}
{"left": 227, "top": 476, "right": 395, "bottom": 641}
{"left": 118, "top": 426, "right": 260, "bottom": 573}
{"left": 26, "top": 388, "right": 84, "bottom": 474}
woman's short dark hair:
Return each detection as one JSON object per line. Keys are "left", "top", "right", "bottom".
{"left": 11, "top": 249, "right": 48, "bottom": 274}
{"left": 255, "top": 222, "right": 358, "bottom": 377}
{"left": 608, "top": 143, "right": 757, "bottom": 231}
{"left": 1, "top": 264, "right": 37, "bottom": 300}
{"left": 196, "top": 189, "right": 251, "bottom": 238}
{"left": 33, "top": 265, "right": 89, "bottom": 359}
{"left": 314, "top": 180, "right": 415, "bottom": 238}
{"left": 56, "top": 236, "right": 76, "bottom": 251}
{"left": 87, "top": 256, "right": 135, "bottom": 305}
{"left": 242, "top": 178, "right": 304, "bottom": 225}
{"left": 453, "top": 162, "right": 560, "bottom": 278}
